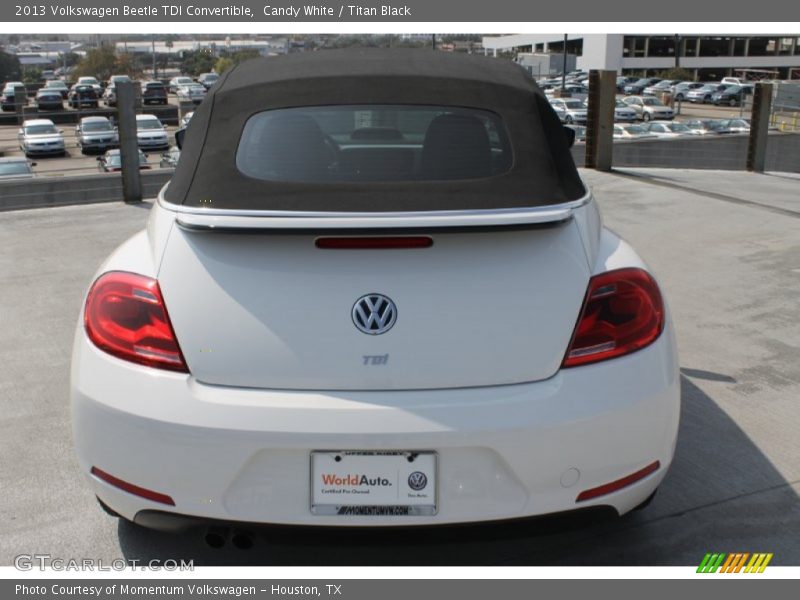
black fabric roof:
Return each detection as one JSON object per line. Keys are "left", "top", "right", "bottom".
{"left": 165, "top": 48, "right": 585, "bottom": 212}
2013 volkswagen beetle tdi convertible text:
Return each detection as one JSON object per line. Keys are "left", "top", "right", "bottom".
{"left": 71, "top": 49, "right": 679, "bottom": 530}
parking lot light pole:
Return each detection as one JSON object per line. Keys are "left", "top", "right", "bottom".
{"left": 116, "top": 81, "right": 142, "bottom": 203}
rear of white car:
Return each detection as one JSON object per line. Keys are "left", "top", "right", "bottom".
{"left": 71, "top": 49, "right": 679, "bottom": 531}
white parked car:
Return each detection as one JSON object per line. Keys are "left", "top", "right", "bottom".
{"left": 71, "top": 50, "right": 679, "bottom": 534}
{"left": 135, "top": 114, "right": 169, "bottom": 151}
{"left": 169, "top": 76, "right": 194, "bottom": 94}
{"left": 179, "top": 111, "right": 194, "bottom": 128}
{"left": 614, "top": 100, "right": 638, "bottom": 123}
{"left": 75, "top": 116, "right": 119, "bottom": 154}
{"left": 17, "top": 118, "right": 65, "bottom": 157}
{"left": 176, "top": 83, "right": 206, "bottom": 104}
{"left": 643, "top": 121, "right": 699, "bottom": 138}
{"left": 622, "top": 96, "right": 675, "bottom": 122}
{"left": 613, "top": 124, "right": 656, "bottom": 140}
{"left": 0, "top": 156, "right": 36, "bottom": 180}
{"left": 549, "top": 98, "right": 588, "bottom": 124}
{"left": 75, "top": 76, "right": 103, "bottom": 94}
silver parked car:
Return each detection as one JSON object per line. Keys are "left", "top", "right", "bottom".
{"left": 622, "top": 96, "right": 674, "bottom": 122}
{"left": 549, "top": 98, "right": 588, "bottom": 124}
{"left": 135, "top": 114, "right": 169, "bottom": 151}
{"left": 0, "top": 156, "right": 36, "bottom": 180}
{"left": 17, "top": 119, "right": 65, "bottom": 157}
{"left": 75, "top": 116, "right": 119, "bottom": 154}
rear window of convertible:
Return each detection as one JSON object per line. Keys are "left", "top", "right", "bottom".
{"left": 235, "top": 105, "right": 513, "bottom": 183}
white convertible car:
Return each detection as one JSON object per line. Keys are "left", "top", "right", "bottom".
{"left": 71, "top": 49, "right": 679, "bottom": 541}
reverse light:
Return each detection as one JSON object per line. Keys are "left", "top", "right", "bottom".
{"left": 84, "top": 271, "right": 188, "bottom": 372}
{"left": 563, "top": 268, "right": 664, "bottom": 368}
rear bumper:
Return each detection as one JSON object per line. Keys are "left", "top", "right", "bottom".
{"left": 71, "top": 320, "right": 680, "bottom": 528}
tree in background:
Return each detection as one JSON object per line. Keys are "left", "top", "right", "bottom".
{"left": 657, "top": 67, "right": 695, "bottom": 82}
{"left": 180, "top": 48, "right": 216, "bottom": 77}
{"left": 0, "top": 49, "right": 22, "bottom": 81}
{"left": 215, "top": 48, "right": 261, "bottom": 74}
{"left": 22, "top": 67, "right": 42, "bottom": 84}
{"left": 74, "top": 45, "right": 117, "bottom": 81}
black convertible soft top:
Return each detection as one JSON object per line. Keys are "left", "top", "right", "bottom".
{"left": 165, "top": 48, "right": 585, "bottom": 212}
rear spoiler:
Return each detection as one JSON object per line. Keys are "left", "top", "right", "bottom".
{"left": 159, "top": 186, "right": 591, "bottom": 234}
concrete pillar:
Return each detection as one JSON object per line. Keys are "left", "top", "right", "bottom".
{"left": 585, "top": 70, "right": 616, "bottom": 171}
{"left": 115, "top": 81, "right": 142, "bottom": 203}
{"left": 747, "top": 82, "right": 773, "bottom": 173}
{"left": 13, "top": 84, "right": 26, "bottom": 125}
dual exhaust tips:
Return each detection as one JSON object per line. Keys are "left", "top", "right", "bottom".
{"left": 204, "top": 527, "right": 254, "bottom": 550}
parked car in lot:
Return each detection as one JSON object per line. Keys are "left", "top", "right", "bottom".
{"left": 176, "top": 83, "right": 206, "bottom": 104}
{"left": 670, "top": 81, "right": 704, "bottom": 101}
{"left": 35, "top": 88, "right": 64, "bottom": 110}
{"left": 711, "top": 84, "right": 754, "bottom": 107}
{"left": 179, "top": 111, "right": 194, "bottom": 128}
{"left": 197, "top": 72, "right": 219, "bottom": 90}
{"left": 716, "top": 118, "right": 751, "bottom": 133}
{"left": 721, "top": 76, "right": 747, "bottom": 86}
{"left": 141, "top": 81, "right": 168, "bottom": 105}
{"left": 17, "top": 118, "right": 65, "bottom": 157}
{"left": 546, "top": 84, "right": 589, "bottom": 102}
{"left": 1, "top": 82, "right": 26, "bottom": 111}
{"left": 0, "top": 156, "right": 36, "bottom": 180}
{"left": 72, "top": 49, "right": 679, "bottom": 532}
{"left": 75, "top": 76, "right": 103, "bottom": 94}
{"left": 616, "top": 76, "right": 639, "bottom": 92}
{"left": 685, "top": 83, "right": 730, "bottom": 103}
{"left": 68, "top": 84, "right": 99, "bottom": 108}
{"left": 97, "top": 148, "right": 150, "bottom": 172}
{"left": 169, "top": 76, "right": 194, "bottom": 94}
{"left": 622, "top": 95, "right": 674, "bottom": 121}
{"left": 614, "top": 99, "right": 638, "bottom": 123}
{"left": 642, "top": 121, "right": 699, "bottom": 138}
{"left": 549, "top": 98, "right": 588, "bottom": 124}
{"left": 159, "top": 146, "right": 181, "bottom": 168}
{"left": 103, "top": 75, "right": 133, "bottom": 107}
{"left": 624, "top": 77, "right": 661, "bottom": 95}
{"left": 613, "top": 124, "right": 656, "bottom": 140}
{"left": 75, "top": 116, "right": 119, "bottom": 154}
{"left": 643, "top": 80, "right": 679, "bottom": 96}
{"left": 135, "top": 114, "right": 169, "bottom": 150}
{"left": 684, "top": 119, "right": 730, "bottom": 135}
{"left": 43, "top": 79, "right": 70, "bottom": 98}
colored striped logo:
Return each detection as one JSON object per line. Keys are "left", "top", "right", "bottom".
{"left": 697, "top": 553, "right": 773, "bottom": 573}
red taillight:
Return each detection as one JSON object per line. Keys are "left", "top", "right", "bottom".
{"left": 315, "top": 236, "right": 433, "bottom": 249}
{"left": 91, "top": 466, "right": 175, "bottom": 506}
{"left": 563, "top": 268, "right": 664, "bottom": 368}
{"left": 575, "top": 461, "right": 661, "bottom": 502}
{"left": 84, "top": 271, "right": 188, "bottom": 372}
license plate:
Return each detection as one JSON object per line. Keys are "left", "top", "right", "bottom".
{"left": 310, "top": 451, "right": 437, "bottom": 516}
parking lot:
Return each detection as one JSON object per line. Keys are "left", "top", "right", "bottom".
{"left": 0, "top": 89, "right": 773, "bottom": 180}
{"left": 1, "top": 167, "right": 798, "bottom": 566}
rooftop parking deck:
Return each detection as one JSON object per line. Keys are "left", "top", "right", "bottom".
{"left": 0, "top": 168, "right": 798, "bottom": 565}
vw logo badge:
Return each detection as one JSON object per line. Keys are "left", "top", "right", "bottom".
{"left": 352, "top": 294, "right": 397, "bottom": 335}
{"left": 408, "top": 471, "right": 428, "bottom": 491}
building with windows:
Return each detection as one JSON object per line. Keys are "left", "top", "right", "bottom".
{"left": 483, "top": 34, "right": 800, "bottom": 80}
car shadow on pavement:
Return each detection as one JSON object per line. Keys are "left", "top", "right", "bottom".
{"left": 116, "top": 375, "right": 799, "bottom": 566}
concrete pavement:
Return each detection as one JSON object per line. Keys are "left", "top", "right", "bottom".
{"left": 0, "top": 168, "right": 798, "bottom": 565}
